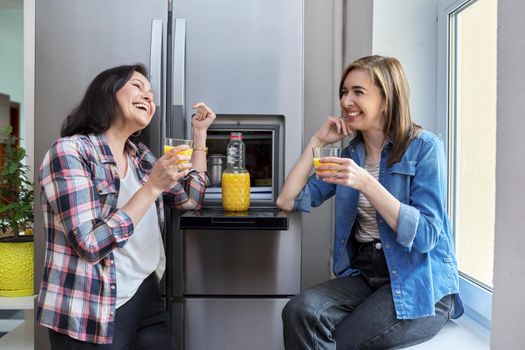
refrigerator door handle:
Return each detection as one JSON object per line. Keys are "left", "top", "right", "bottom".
{"left": 150, "top": 19, "right": 163, "bottom": 107}
{"left": 150, "top": 19, "right": 163, "bottom": 155}
{"left": 173, "top": 18, "right": 187, "bottom": 137}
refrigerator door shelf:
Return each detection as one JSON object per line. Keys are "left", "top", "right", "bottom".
{"left": 179, "top": 209, "right": 288, "bottom": 230}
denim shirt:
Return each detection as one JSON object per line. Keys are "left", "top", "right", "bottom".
{"left": 294, "top": 130, "right": 463, "bottom": 320}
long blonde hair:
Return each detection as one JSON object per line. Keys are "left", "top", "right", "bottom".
{"left": 339, "top": 55, "right": 421, "bottom": 166}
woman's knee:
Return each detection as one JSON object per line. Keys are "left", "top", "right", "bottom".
{"left": 282, "top": 291, "right": 322, "bottom": 323}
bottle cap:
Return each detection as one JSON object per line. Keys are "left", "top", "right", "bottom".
{"left": 229, "top": 132, "right": 243, "bottom": 140}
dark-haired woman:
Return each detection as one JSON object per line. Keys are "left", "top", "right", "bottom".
{"left": 36, "top": 64, "right": 215, "bottom": 349}
{"left": 277, "top": 55, "right": 463, "bottom": 349}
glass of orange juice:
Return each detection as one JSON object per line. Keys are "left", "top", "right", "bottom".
{"left": 164, "top": 138, "right": 193, "bottom": 169}
{"left": 312, "top": 147, "right": 341, "bottom": 179}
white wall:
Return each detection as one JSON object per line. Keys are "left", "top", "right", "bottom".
{"left": 491, "top": 0, "right": 525, "bottom": 348}
{"left": 0, "top": 1, "right": 24, "bottom": 137}
{"left": 372, "top": 0, "right": 439, "bottom": 132}
{"left": 302, "top": 0, "right": 338, "bottom": 288}
{"left": 301, "top": 0, "right": 374, "bottom": 288}
{"left": 24, "top": 0, "right": 35, "bottom": 179}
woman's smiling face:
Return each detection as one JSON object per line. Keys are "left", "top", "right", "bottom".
{"left": 339, "top": 68, "right": 386, "bottom": 133}
{"left": 113, "top": 71, "right": 156, "bottom": 134}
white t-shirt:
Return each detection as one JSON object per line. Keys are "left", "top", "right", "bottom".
{"left": 114, "top": 156, "right": 165, "bottom": 308}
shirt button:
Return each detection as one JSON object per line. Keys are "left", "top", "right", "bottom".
{"left": 111, "top": 285, "right": 115, "bottom": 290}
{"left": 378, "top": 218, "right": 384, "bottom": 224}
{"left": 395, "top": 289, "right": 401, "bottom": 295}
{"left": 374, "top": 242, "right": 382, "bottom": 250}
{"left": 110, "top": 260, "right": 114, "bottom": 265}
{"left": 392, "top": 270, "right": 397, "bottom": 275}
{"left": 110, "top": 311, "right": 114, "bottom": 316}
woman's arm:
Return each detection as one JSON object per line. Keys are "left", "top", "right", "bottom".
{"left": 277, "top": 116, "right": 351, "bottom": 211}
{"left": 321, "top": 135, "right": 447, "bottom": 253}
{"left": 190, "top": 102, "right": 216, "bottom": 172}
{"left": 396, "top": 137, "right": 448, "bottom": 252}
{"left": 41, "top": 139, "right": 133, "bottom": 263}
{"left": 41, "top": 139, "right": 191, "bottom": 263}
{"left": 319, "top": 156, "right": 401, "bottom": 230}
{"left": 162, "top": 102, "right": 215, "bottom": 210}
{"left": 276, "top": 137, "right": 324, "bottom": 211}
{"left": 123, "top": 148, "right": 192, "bottom": 222}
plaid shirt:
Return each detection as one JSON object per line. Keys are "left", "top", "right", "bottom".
{"left": 36, "top": 133, "right": 208, "bottom": 344}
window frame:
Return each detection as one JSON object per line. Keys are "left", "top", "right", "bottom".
{"left": 437, "top": 0, "right": 493, "bottom": 329}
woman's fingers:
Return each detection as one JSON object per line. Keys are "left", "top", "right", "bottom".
{"left": 316, "top": 157, "right": 358, "bottom": 180}
{"left": 192, "top": 102, "right": 214, "bottom": 120}
{"left": 340, "top": 117, "right": 352, "bottom": 136}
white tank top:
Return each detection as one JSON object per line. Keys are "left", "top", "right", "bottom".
{"left": 114, "top": 156, "right": 165, "bottom": 308}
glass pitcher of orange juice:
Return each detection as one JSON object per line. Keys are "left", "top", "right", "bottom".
{"left": 222, "top": 132, "right": 250, "bottom": 212}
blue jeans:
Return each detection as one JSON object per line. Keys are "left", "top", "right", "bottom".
{"left": 282, "top": 241, "right": 454, "bottom": 349}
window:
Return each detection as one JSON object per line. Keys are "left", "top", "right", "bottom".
{"left": 438, "top": 0, "right": 497, "bottom": 327}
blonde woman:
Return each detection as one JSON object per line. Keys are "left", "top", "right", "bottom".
{"left": 278, "top": 55, "right": 463, "bottom": 349}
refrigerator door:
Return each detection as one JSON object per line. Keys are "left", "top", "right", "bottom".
{"left": 183, "top": 228, "right": 301, "bottom": 295}
{"left": 171, "top": 0, "right": 303, "bottom": 138}
{"left": 182, "top": 298, "right": 288, "bottom": 350}
{"left": 35, "top": 0, "right": 168, "bottom": 157}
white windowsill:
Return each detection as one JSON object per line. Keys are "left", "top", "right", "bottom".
{"left": 0, "top": 312, "right": 33, "bottom": 350}
{"left": 408, "top": 314, "right": 490, "bottom": 349}
{"left": 0, "top": 296, "right": 35, "bottom": 310}
{"left": 0, "top": 296, "right": 35, "bottom": 350}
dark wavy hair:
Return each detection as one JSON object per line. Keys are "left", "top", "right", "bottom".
{"left": 60, "top": 64, "right": 149, "bottom": 137}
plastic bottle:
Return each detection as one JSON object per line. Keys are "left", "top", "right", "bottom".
{"left": 222, "top": 132, "right": 250, "bottom": 211}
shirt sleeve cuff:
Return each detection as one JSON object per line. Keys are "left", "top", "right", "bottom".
{"left": 396, "top": 203, "right": 420, "bottom": 251}
{"left": 107, "top": 209, "right": 134, "bottom": 246}
{"left": 184, "top": 169, "right": 211, "bottom": 187}
{"left": 293, "top": 185, "right": 312, "bottom": 212}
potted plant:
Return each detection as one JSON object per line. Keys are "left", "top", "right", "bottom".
{"left": 0, "top": 126, "right": 34, "bottom": 297}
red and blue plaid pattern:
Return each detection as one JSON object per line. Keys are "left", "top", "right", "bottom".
{"left": 36, "top": 134, "right": 208, "bottom": 344}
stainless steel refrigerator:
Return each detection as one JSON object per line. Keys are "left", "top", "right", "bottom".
{"left": 34, "top": 1, "right": 303, "bottom": 349}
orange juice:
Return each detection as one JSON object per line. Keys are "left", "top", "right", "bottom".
{"left": 222, "top": 172, "right": 250, "bottom": 211}
{"left": 314, "top": 158, "right": 337, "bottom": 178}
{"left": 164, "top": 146, "right": 193, "bottom": 166}
{"left": 313, "top": 158, "right": 337, "bottom": 172}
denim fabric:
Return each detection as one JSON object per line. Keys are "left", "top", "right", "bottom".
{"left": 282, "top": 242, "right": 454, "bottom": 349}
{"left": 293, "top": 130, "right": 463, "bottom": 320}
{"left": 48, "top": 273, "right": 176, "bottom": 349}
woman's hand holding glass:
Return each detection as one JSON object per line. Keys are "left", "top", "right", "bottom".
{"left": 144, "top": 145, "right": 192, "bottom": 196}
{"left": 313, "top": 147, "right": 341, "bottom": 179}
{"left": 164, "top": 138, "right": 193, "bottom": 170}
{"left": 164, "top": 144, "right": 193, "bottom": 171}
{"left": 317, "top": 156, "right": 372, "bottom": 191}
